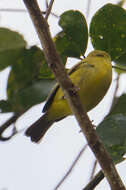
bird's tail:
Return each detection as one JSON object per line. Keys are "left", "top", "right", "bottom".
{"left": 25, "top": 113, "right": 53, "bottom": 143}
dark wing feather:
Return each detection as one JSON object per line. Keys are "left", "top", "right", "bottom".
{"left": 42, "top": 83, "right": 60, "bottom": 112}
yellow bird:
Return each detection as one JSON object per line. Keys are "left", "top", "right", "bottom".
{"left": 25, "top": 50, "right": 112, "bottom": 143}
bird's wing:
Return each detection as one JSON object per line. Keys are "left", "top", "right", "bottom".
{"left": 42, "top": 59, "right": 86, "bottom": 113}
{"left": 42, "top": 83, "right": 60, "bottom": 112}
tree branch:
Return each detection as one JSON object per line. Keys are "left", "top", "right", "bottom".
{"left": 45, "top": 0, "right": 55, "bottom": 20}
{"left": 22, "top": 1, "right": 126, "bottom": 189}
{"left": 0, "top": 8, "right": 26, "bottom": 12}
{"left": 89, "top": 160, "right": 98, "bottom": 180}
{"left": 86, "top": 0, "right": 92, "bottom": 19}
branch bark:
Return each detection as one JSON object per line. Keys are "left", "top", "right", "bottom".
{"left": 23, "top": 0, "right": 125, "bottom": 189}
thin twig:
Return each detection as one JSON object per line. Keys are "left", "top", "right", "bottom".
{"left": 49, "top": 12, "right": 59, "bottom": 19}
{"left": 86, "top": 0, "right": 92, "bottom": 19}
{"left": 110, "top": 74, "right": 120, "bottom": 113}
{"left": 0, "top": 8, "right": 26, "bottom": 12}
{"left": 45, "top": 0, "right": 55, "bottom": 20}
{"left": 42, "top": 11, "right": 59, "bottom": 18}
{"left": 45, "top": 0, "right": 48, "bottom": 9}
{"left": 54, "top": 145, "right": 88, "bottom": 190}
{"left": 82, "top": 170, "right": 104, "bottom": 190}
{"left": 0, "top": 8, "right": 59, "bottom": 18}
{"left": 113, "top": 74, "right": 120, "bottom": 97}
{"left": 89, "top": 160, "right": 97, "bottom": 180}
{"left": 112, "top": 65, "right": 126, "bottom": 72}
{"left": 0, "top": 114, "right": 19, "bottom": 141}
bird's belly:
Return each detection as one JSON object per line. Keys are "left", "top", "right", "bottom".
{"left": 48, "top": 70, "right": 112, "bottom": 121}
{"left": 79, "top": 73, "right": 111, "bottom": 111}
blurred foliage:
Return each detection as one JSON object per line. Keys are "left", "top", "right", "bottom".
{"left": 96, "top": 94, "right": 126, "bottom": 164}
{"left": 0, "top": 79, "right": 55, "bottom": 113}
{"left": 97, "top": 114, "right": 126, "bottom": 164}
{"left": 111, "top": 94, "right": 126, "bottom": 115}
{"left": 0, "top": 28, "right": 26, "bottom": 70}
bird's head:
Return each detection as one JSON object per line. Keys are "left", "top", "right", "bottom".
{"left": 87, "top": 50, "right": 111, "bottom": 63}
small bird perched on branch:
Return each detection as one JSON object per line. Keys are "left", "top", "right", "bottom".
{"left": 25, "top": 50, "right": 112, "bottom": 143}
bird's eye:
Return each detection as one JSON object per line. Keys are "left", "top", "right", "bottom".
{"left": 96, "top": 54, "right": 105, "bottom": 57}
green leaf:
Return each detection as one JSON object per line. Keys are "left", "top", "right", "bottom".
{"left": 7, "top": 46, "right": 43, "bottom": 99}
{"left": 56, "top": 10, "right": 88, "bottom": 60}
{"left": 0, "top": 28, "right": 26, "bottom": 70}
{"left": 54, "top": 31, "right": 78, "bottom": 63}
{"left": 111, "top": 94, "right": 126, "bottom": 115}
{"left": 1, "top": 79, "right": 56, "bottom": 113}
{"left": 12, "top": 79, "right": 56, "bottom": 112}
{"left": 97, "top": 114, "right": 126, "bottom": 163}
{"left": 0, "top": 28, "right": 26, "bottom": 51}
{"left": 0, "top": 49, "right": 23, "bottom": 71}
{"left": 4, "top": 44, "right": 55, "bottom": 113}
{"left": 39, "top": 51, "right": 54, "bottom": 79}
{"left": 90, "top": 3, "right": 126, "bottom": 60}
{"left": 0, "top": 100, "right": 13, "bottom": 113}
